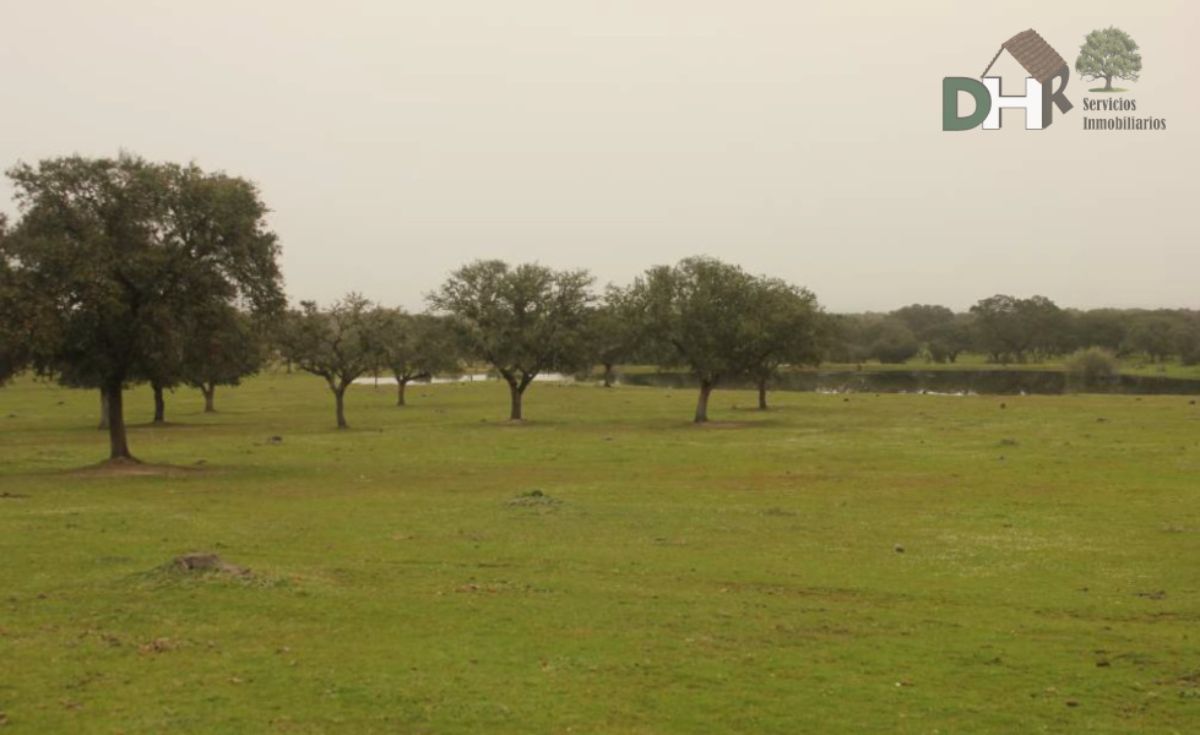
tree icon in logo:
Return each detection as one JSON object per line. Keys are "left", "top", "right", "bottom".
{"left": 1075, "top": 27, "right": 1142, "bottom": 92}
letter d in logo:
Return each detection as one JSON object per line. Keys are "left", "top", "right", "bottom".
{"left": 942, "top": 78, "right": 990, "bottom": 131}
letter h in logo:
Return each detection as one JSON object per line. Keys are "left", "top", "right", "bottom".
{"left": 981, "top": 77, "right": 1043, "bottom": 130}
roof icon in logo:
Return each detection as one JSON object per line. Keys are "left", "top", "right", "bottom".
{"left": 982, "top": 29, "right": 1068, "bottom": 84}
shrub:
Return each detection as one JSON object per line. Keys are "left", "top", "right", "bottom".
{"left": 868, "top": 319, "right": 920, "bottom": 364}
{"left": 1065, "top": 347, "right": 1119, "bottom": 386}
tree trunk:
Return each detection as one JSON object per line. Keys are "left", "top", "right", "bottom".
{"left": 1104, "top": 75, "right": 1113, "bottom": 91}
{"left": 334, "top": 387, "right": 348, "bottom": 429}
{"left": 694, "top": 380, "right": 714, "bottom": 423}
{"left": 98, "top": 389, "right": 110, "bottom": 430}
{"left": 152, "top": 382, "right": 166, "bottom": 423}
{"left": 757, "top": 378, "right": 769, "bottom": 410}
{"left": 508, "top": 380, "right": 524, "bottom": 421}
{"left": 104, "top": 382, "right": 135, "bottom": 461}
{"left": 396, "top": 378, "right": 408, "bottom": 406}
{"left": 602, "top": 363, "right": 615, "bottom": 388}
{"left": 202, "top": 383, "right": 216, "bottom": 413}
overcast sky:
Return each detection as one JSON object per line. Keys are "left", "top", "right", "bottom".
{"left": 1, "top": 0, "right": 1195, "bottom": 312}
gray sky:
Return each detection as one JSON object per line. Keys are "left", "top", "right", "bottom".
{"left": 1, "top": 0, "right": 1195, "bottom": 313}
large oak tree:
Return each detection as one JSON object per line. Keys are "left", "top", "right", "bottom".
{"left": 4, "top": 155, "right": 283, "bottom": 461}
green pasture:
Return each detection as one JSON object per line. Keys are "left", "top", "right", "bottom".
{"left": 1, "top": 372, "right": 1198, "bottom": 733}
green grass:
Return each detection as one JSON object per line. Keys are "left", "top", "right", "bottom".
{"left": 1089, "top": 87, "right": 1130, "bottom": 93}
{"left": 2, "top": 372, "right": 1199, "bottom": 733}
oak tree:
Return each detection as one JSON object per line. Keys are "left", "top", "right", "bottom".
{"left": 373, "top": 310, "right": 461, "bottom": 406}
{"left": 429, "top": 260, "right": 593, "bottom": 421}
{"left": 628, "top": 257, "right": 761, "bottom": 423}
{"left": 182, "top": 305, "right": 267, "bottom": 413}
{"left": 742, "top": 277, "right": 822, "bottom": 410}
{"left": 4, "top": 155, "right": 283, "bottom": 461}
{"left": 279, "top": 294, "right": 381, "bottom": 429}
{"left": 585, "top": 287, "right": 644, "bottom": 388}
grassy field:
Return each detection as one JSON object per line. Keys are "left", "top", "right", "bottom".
{"left": 1, "top": 372, "right": 1199, "bottom": 733}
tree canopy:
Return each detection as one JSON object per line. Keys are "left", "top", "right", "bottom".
{"left": 740, "top": 277, "right": 823, "bottom": 409}
{"left": 182, "top": 305, "right": 268, "bottom": 413}
{"left": 969, "top": 295, "right": 1069, "bottom": 364}
{"left": 429, "top": 260, "right": 593, "bottom": 421}
{"left": 0, "top": 215, "right": 33, "bottom": 385}
{"left": 891, "top": 304, "right": 955, "bottom": 342}
{"left": 628, "top": 257, "right": 763, "bottom": 423}
{"left": 373, "top": 310, "right": 462, "bottom": 405}
{"left": 3, "top": 154, "right": 284, "bottom": 459}
{"left": 585, "top": 287, "right": 645, "bottom": 388}
{"left": 279, "top": 294, "right": 382, "bottom": 429}
{"left": 1076, "top": 27, "right": 1142, "bottom": 91}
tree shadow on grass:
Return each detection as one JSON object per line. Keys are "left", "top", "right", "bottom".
{"left": 635, "top": 417, "right": 788, "bottom": 432}
{"left": 728, "top": 404, "right": 809, "bottom": 414}
{"left": 129, "top": 421, "right": 195, "bottom": 430}
{"left": 474, "top": 417, "right": 574, "bottom": 429}
{"left": 66, "top": 457, "right": 206, "bottom": 478}
{"left": 693, "top": 419, "right": 785, "bottom": 429}
{"left": 128, "top": 417, "right": 245, "bottom": 429}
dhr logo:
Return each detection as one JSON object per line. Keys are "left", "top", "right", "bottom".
{"left": 943, "top": 29, "right": 1074, "bottom": 131}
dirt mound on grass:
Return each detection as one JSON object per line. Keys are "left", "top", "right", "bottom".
{"left": 173, "top": 553, "right": 250, "bottom": 576}
{"left": 507, "top": 489, "right": 561, "bottom": 507}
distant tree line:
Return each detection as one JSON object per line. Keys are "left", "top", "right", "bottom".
{"left": 829, "top": 297, "right": 1200, "bottom": 367}
{"left": 2, "top": 154, "right": 1197, "bottom": 462}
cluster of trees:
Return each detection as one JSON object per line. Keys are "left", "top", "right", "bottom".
{"left": 829, "top": 297, "right": 1200, "bottom": 367}
{"left": 279, "top": 257, "right": 824, "bottom": 428}
{"left": 0, "top": 155, "right": 828, "bottom": 463}
{"left": 276, "top": 296, "right": 462, "bottom": 429}
{"left": 3, "top": 153, "right": 1196, "bottom": 463}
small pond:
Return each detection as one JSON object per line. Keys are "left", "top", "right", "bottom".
{"left": 354, "top": 372, "right": 573, "bottom": 386}
{"left": 619, "top": 370, "right": 1200, "bottom": 396}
